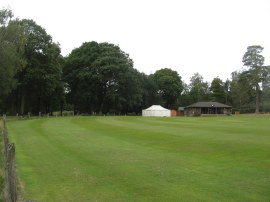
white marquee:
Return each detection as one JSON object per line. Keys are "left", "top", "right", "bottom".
{"left": 142, "top": 105, "right": 171, "bottom": 117}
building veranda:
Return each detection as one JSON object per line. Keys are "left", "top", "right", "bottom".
{"left": 185, "top": 102, "right": 232, "bottom": 116}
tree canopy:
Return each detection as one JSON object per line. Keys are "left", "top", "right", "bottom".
{"left": 0, "top": 10, "right": 64, "bottom": 114}
{"left": 0, "top": 9, "right": 19, "bottom": 97}
{"left": 188, "top": 73, "right": 210, "bottom": 103}
{"left": 152, "top": 68, "right": 183, "bottom": 109}
{"left": 64, "top": 42, "right": 143, "bottom": 114}
{"left": 210, "top": 77, "right": 226, "bottom": 103}
{"left": 242, "top": 45, "right": 266, "bottom": 113}
{"left": 1, "top": 8, "right": 270, "bottom": 115}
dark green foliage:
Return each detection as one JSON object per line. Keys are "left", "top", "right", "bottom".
{"left": 230, "top": 71, "right": 255, "bottom": 112}
{"left": 223, "top": 79, "right": 231, "bottom": 105}
{"left": 178, "top": 82, "right": 193, "bottom": 106}
{"left": 242, "top": 46, "right": 264, "bottom": 68}
{"left": 2, "top": 8, "right": 270, "bottom": 114}
{"left": 0, "top": 8, "right": 64, "bottom": 115}
{"left": 210, "top": 77, "right": 226, "bottom": 103}
{"left": 64, "top": 42, "right": 143, "bottom": 114}
{"left": 12, "top": 19, "right": 64, "bottom": 114}
{"left": 188, "top": 73, "right": 210, "bottom": 103}
{"left": 242, "top": 45, "right": 266, "bottom": 113}
{"left": 139, "top": 73, "right": 160, "bottom": 109}
{"left": 152, "top": 68, "right": 183, "bottom": 109}
{"left": 261, "top": 66, "right": 270, "bottom": 112}
{"left": 0, "top": 9, "right": 19, "bottom": 100}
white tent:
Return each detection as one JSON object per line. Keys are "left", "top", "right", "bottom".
{"left": 142, "top": 105, "right": 171, "bottom": 117}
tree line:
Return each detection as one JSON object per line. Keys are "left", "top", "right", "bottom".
{"left": 1, "top": 8, "right": 270, "bottom": 115}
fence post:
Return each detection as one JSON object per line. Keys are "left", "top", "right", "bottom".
{"left": 7, "top": 143, "right": 16, "bottom": 202}
{"left": 3, "top": 117, "right": 8, "bottom": 160}
{"left": 2, "top": 116, "right": 17, "bottom": 202}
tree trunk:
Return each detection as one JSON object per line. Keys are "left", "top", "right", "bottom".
{"left": 255, "top": 84, "right": 260, "bottom": 114}
{"left": 99, "top": 101, "right": 104, "bottom": 114}
{"left": 60, "top": 99, "right": 63, "bottom": 116}
{"left": 73, "top": 103, "right": 77, "bottom": 115}
{"left": 20, "top": 93, "right": 25, "bottom": 115}
{"left": 239, "top": 98, "right": 242, "bottom": 112}
{"left": 37, "top": 96, "right": 41, "bottom": 114}
{"left": 99, "top": 89, "right": 107, "bottom": 114}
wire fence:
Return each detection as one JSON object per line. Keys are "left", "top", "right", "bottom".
{"left": 2, "top": 115, "right": 17, "bottom": 202}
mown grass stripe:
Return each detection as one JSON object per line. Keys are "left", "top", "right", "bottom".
{"left": 7, "top": 115, "right": 270, "bottom": 201}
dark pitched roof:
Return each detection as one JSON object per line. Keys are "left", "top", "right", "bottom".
{"left": 186, "top": 101, "right": 231, "bottom": 108}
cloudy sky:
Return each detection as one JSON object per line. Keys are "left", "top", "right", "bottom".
{"left": 1, "top": 0, "right": 270, "bottom": 83}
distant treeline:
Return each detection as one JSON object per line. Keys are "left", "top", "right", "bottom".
{"left": 1, "top": 8, "right": 270, "bottom": 115}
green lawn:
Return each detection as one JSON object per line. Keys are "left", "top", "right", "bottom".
{"left": 0, "top": 119, "right": 5, "bottom": 202}
{"left": 7, "top": 115, "right": 270, "bottom": 201}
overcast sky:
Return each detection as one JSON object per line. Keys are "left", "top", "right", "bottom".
{"left": 1, "top": 0, "right": 270, "bottom": 83}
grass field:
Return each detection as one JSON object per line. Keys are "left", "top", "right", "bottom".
{"left": 7, "top": 115, "right": 270, "bottom": 201}
{"left": 0, "top": 119, "right": 5, "bottom": 201}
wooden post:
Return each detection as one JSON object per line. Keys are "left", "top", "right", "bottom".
{"left": 7, "top": 143, "right": 16, "bottom": 202}
{"left": 2, "top": 117, "right": 17, "bottom": 202}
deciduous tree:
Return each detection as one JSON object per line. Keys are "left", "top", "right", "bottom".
{"left": 210, "top": 77, "right": 225, "bottom": 103}
{"left": 261, "top": 66, "right": 270, "bottom": 112}
{"left": 152, "top": 68, "right": 183, "bottom": 109}
{"left": 188, "top": 73, "right": 210, "bottom": 103}
{"left": 13, "top": 19, "right": 63, "bottom": 114}
{"left": 0, "top": 9, "right": 18, "bottom": 105}
{"left": 230, "top": 71, "right": 255, "bottom": 113}
{"left": 64, "top": 42, "right": 142, "bottom": 114}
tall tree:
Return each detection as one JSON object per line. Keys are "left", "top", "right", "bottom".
{"left": 261, "top": 66, "right": 270, "bottom": 112}
{"left": 224, "top": 79, "right": 231, "bottom": 105}
{"left": 0, "top": 9, "right": 19, "bottom": 112}
{"left": 230, "top": 71, "right": 255, "bottom": 113}
{"left": 12, "top": 19, "right": 63, "bottom": 114}
{"left": 139, "top": 73, "right": 160, "bottom": 108}
{"left": 152, "top": 68, "right": 183, "bottom": 109}
{"left": 0, "top": 9, "right": 29, "bottom": 113}
{"left": 178, "top": 82, "right": 193, "bottom": 106}
{"left": 210, "top": 77, "right": 226, "bottom": 103}
{"left": 242, "top": 45, "right": 266, "bottom": 113}
{"left": 188, "top": 73, "right": 210, "bottom": 103}
{"left": 64, "top": 42, "right": 142, "bottom": 114}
